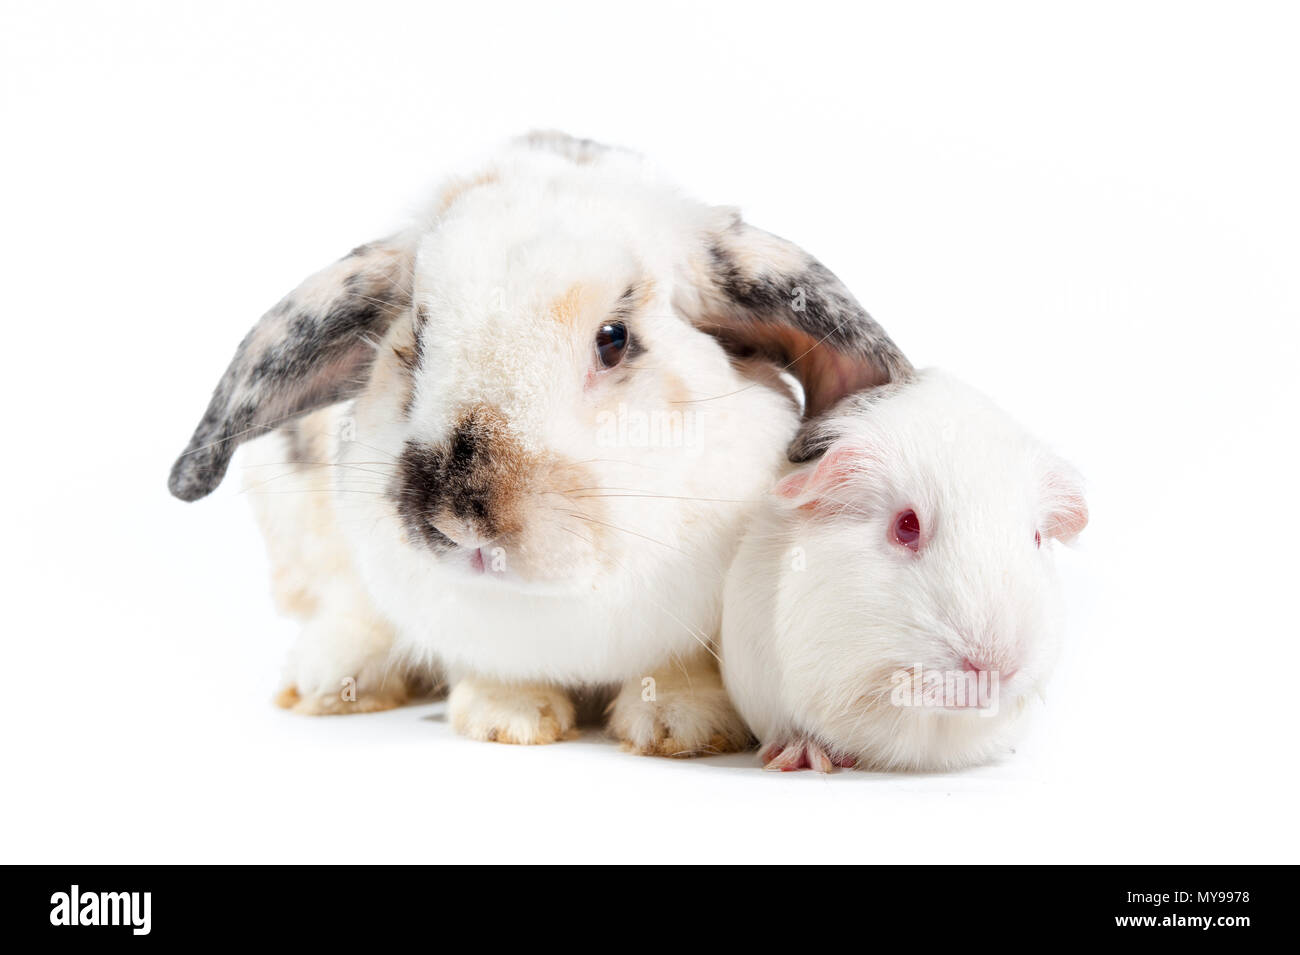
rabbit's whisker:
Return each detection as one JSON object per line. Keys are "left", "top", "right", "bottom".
{"left": 569, "top": 491, "right": 756, "bottom": 504}
{"left": 561, "top": 512, "right": 690, "bottom": 557}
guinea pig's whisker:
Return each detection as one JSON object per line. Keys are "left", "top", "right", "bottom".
{"left": 799, "top": 489, "right": 872, "bottom": 519}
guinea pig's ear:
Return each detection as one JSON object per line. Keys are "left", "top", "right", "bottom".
{"left": 774, "top": 440, "right": 874, "bottom": 514}
{"left": 680, "top": 212, "right": 913, "bottom": 420}
{"left": 168, "top": 234, "right": 418, "bottom": 502}
{"left": 1042, "top": 457, "right": 1089, "bottom": 542}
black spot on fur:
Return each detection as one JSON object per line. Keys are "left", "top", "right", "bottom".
{"left": 392, "top": 342, "right": 417, "bottom": 372}
{"left": 168, "top": 399, "right": 257, "bottom": 502}
{"left": 701, "top": 232, "right": 914, "bottom": 440}
{"left": 786, "top": 423, "right": 837, "bottom": 463}
{"left": 708, "top": 244, "right": 889, "bottom": 358}
{"left": 391, "top": 409, "right": 520, "bottom": 551}
{"left": 411, "top": 303, "right": 430, "bottom": 371}
{"left": 393, "top": 443, "right": 460, "bottom": 553}
{"left": 282, "top": 422, "right": 314, "bottom": 466}
{"left": 611, "top": 283, "right": 640, "bottom": 320}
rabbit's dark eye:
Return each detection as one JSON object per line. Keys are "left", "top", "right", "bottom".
{"left": 595, "top": 322, "right": 629, "bottom": 368}
{"left": 891, "top": 509, "right": 921, "bottom": 552}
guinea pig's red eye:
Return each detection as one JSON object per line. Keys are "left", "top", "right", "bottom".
{"left": 1035, "top": 530, "right": 1042, "bottom": 549}
{"left": 595, "top": 322, "right": 629, "bottom": 369}
{"left": 891, "top": 509, "right": 921, "bottom": 551}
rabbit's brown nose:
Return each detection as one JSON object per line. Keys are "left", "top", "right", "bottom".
{"left": 428, "top": 513, "right": 494, "bottom": 549}
{"left": 393, "top": 404, "right": 530, "bottom": 553}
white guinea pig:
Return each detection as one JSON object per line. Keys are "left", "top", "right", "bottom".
{"left": 720, "top": 370, "right": 1088, "bottom": 772}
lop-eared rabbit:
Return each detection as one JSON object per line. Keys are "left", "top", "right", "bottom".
{"left": 169, "top": 132, "right": 911, "bottom": 755}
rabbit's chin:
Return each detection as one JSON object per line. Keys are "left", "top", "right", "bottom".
{"left": 427, "top": 545, "right": 600, "bottom": 598}
{"left": 389, "top": 566, "right": 724, "bottom": 685}
{"left": 345, "top": 488, "right": 733, "bottom": 684}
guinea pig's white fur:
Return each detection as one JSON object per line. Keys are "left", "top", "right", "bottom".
{"left": 169, "top": 131, "right": 911, "bottom": 754}
{"left": 720, "top": 370, "right": 1088, "bottom": 771}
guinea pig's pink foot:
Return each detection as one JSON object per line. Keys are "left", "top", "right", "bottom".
{"left": 760, "top": 739, "right": 856, "bottom": 773}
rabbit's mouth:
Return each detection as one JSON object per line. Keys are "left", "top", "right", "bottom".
{"left": 432, "top": 539, "right": 604, "bottom": 597}
{"left": 454, "top": 543, "right": 511, "bottom": 581}
{"left": 415, "top": 510, "right": 612, "bottom": 591}
{"left": 390, "top": 410, "right": 620, "bottom": 585}
{"left": 421, "top": 523, "right": 502, "bottom": 577}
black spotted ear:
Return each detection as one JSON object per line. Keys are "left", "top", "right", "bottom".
{"left": 168, "top": 234, "right": 418, "bottom": 502}
{"left": 680, "top": 213, "right": 913, "bottom": 424}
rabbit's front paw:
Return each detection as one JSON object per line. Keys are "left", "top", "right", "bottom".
{"left": 274, "top": 682, "right": 409, "bottom": 715}
{"left": 275, "top": 619, "right": 412, "bottom": 715}
{"left": 759, "top": 739, "right": 857, "bottom": 773}
{"left": 448, "top": 678, "right": 577, "bottom": 745}
{"left": 608, "top": 667, "right": 750, "bottom": 757}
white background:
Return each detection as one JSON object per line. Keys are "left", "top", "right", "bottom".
{"left": 3, "top": 1, "right": 1297, "bottom": 863}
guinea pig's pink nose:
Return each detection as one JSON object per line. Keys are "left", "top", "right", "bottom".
{"left": 963, "top": 657, "right": 1018, "bottom": 682}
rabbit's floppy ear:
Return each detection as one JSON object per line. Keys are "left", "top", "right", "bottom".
{"left": 168, "top": 235, "right": 418, "bottom": 502}
{"left": 680, "top": 213, "right": 913, "bottom": 422}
